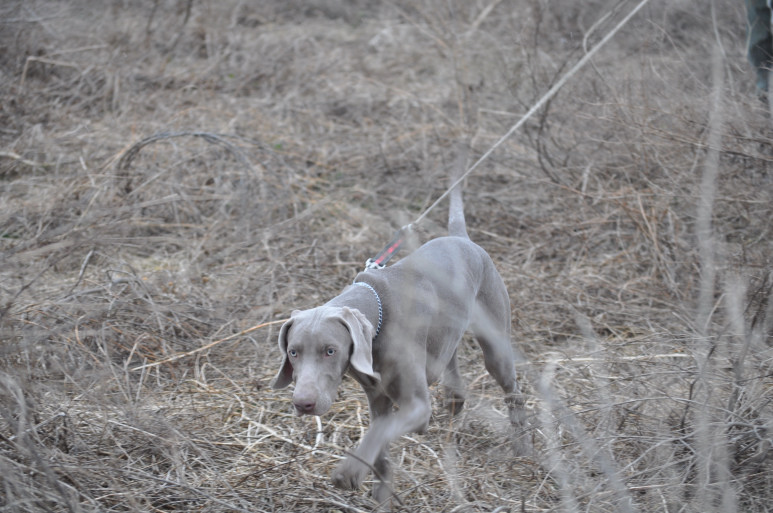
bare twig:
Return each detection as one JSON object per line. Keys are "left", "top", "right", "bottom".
{"left": 0, "top": 151, "right": 50, "bottom": 170}
{"left": 20, "top": 56, "right": 79, "bottom": 88}
{"left": 130, "top": 319, "right": 287, "bottom": 371}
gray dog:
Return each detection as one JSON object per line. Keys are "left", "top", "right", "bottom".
{"left": 273, "top": 166, "right": 524, "bottom": 504}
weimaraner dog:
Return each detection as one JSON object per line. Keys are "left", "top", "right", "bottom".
{"left": 273, "top": 164, "right": 524, "bottom": 504}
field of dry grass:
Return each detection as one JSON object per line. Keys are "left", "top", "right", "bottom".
{"left": 1, "top": 0, "right": 772, "bottom": 511}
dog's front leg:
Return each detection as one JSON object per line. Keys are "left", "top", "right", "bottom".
{"left": 332, "top": 391, "right": 431, "bottom": 492}
{"left": 372, "top": 448, "right": 392, "bottom": 506}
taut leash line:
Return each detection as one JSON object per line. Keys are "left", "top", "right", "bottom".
{"left": 364, "top": 0, "right": 651, "bottom": 269}
{"left": 412, "top": 0, "right": 652, "bottom": 228}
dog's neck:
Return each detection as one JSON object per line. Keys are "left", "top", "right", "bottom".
{"left": 351, "top": 281, "right": 382, "bottom": 337}
{"left": 328, "top": 280, "right": 383, "bottom": 340}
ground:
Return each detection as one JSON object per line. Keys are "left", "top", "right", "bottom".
{"left": 1, "top": 1, "right": 772, "bottom": 512}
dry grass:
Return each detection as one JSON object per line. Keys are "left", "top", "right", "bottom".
{"left": 1, "top": 0, "right": 772, "bottom": 511}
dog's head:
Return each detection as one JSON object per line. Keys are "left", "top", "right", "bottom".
{"left": 272, "top": 306, "right": 380, "bottom": 416}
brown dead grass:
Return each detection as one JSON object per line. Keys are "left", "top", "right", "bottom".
{"left": 1, "top": 0, "right": 772, "bottom": 512}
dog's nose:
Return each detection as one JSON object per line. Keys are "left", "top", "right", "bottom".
{"left": 293, "top": 399, "right": 316, "bottom": 415}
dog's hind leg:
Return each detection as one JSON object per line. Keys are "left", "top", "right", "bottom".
{"left": 441, "top": 347, "right": 466, "bottom": 415}
{"left": 471, "top": 313, "right": 531, "bottom": 455}
{"left": 471, "top": 315, "right": 519, "bottom": 400}
{"left": 471, "top": 278, "right": 531, "bottom": 454}
{"left": 470, "top": 280, "right": 519, "bottom": 398}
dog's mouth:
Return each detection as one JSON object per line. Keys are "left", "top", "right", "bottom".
{"left": 294, "top": 404, "right": 331, "bottom": 416}
{"left": 293, "top": 403, "right": 315, "bottom": 416}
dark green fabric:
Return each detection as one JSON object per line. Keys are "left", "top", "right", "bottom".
{"left": 746, "top": 0, "right": 773, "bottom": 92}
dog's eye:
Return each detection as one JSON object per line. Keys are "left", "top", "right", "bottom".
{"left": 288, "top": 349, "right": 298, "bottom": 358}
{"left": 325, "top": 348, "right": 336, "bottom": 356}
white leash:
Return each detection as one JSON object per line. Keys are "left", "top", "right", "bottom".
{"left": 412, "top": 0, "right": 653, "bottom": 227}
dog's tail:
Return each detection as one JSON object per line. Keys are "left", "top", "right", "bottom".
{"left": 448, "top": 141, "right": 469, "bottom": 239}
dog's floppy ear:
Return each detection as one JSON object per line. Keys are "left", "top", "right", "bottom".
{"left": 338, "top": 306, "right": 380, "bottom": 383}
{"left": 272, "top": 311, "right": 300, "bottom": 389}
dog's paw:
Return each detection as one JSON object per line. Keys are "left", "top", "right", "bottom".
{"left": 331, "top": 457, "right": 368, "bottom": 490}
{"left": 505, "top": 393, "right": 526, "bottom": 424}
{"left": 505, "top": 393, "right": 533, "bottom": 457}
{"left": 443, "top": 394, "right": 466, "bottom": 416}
